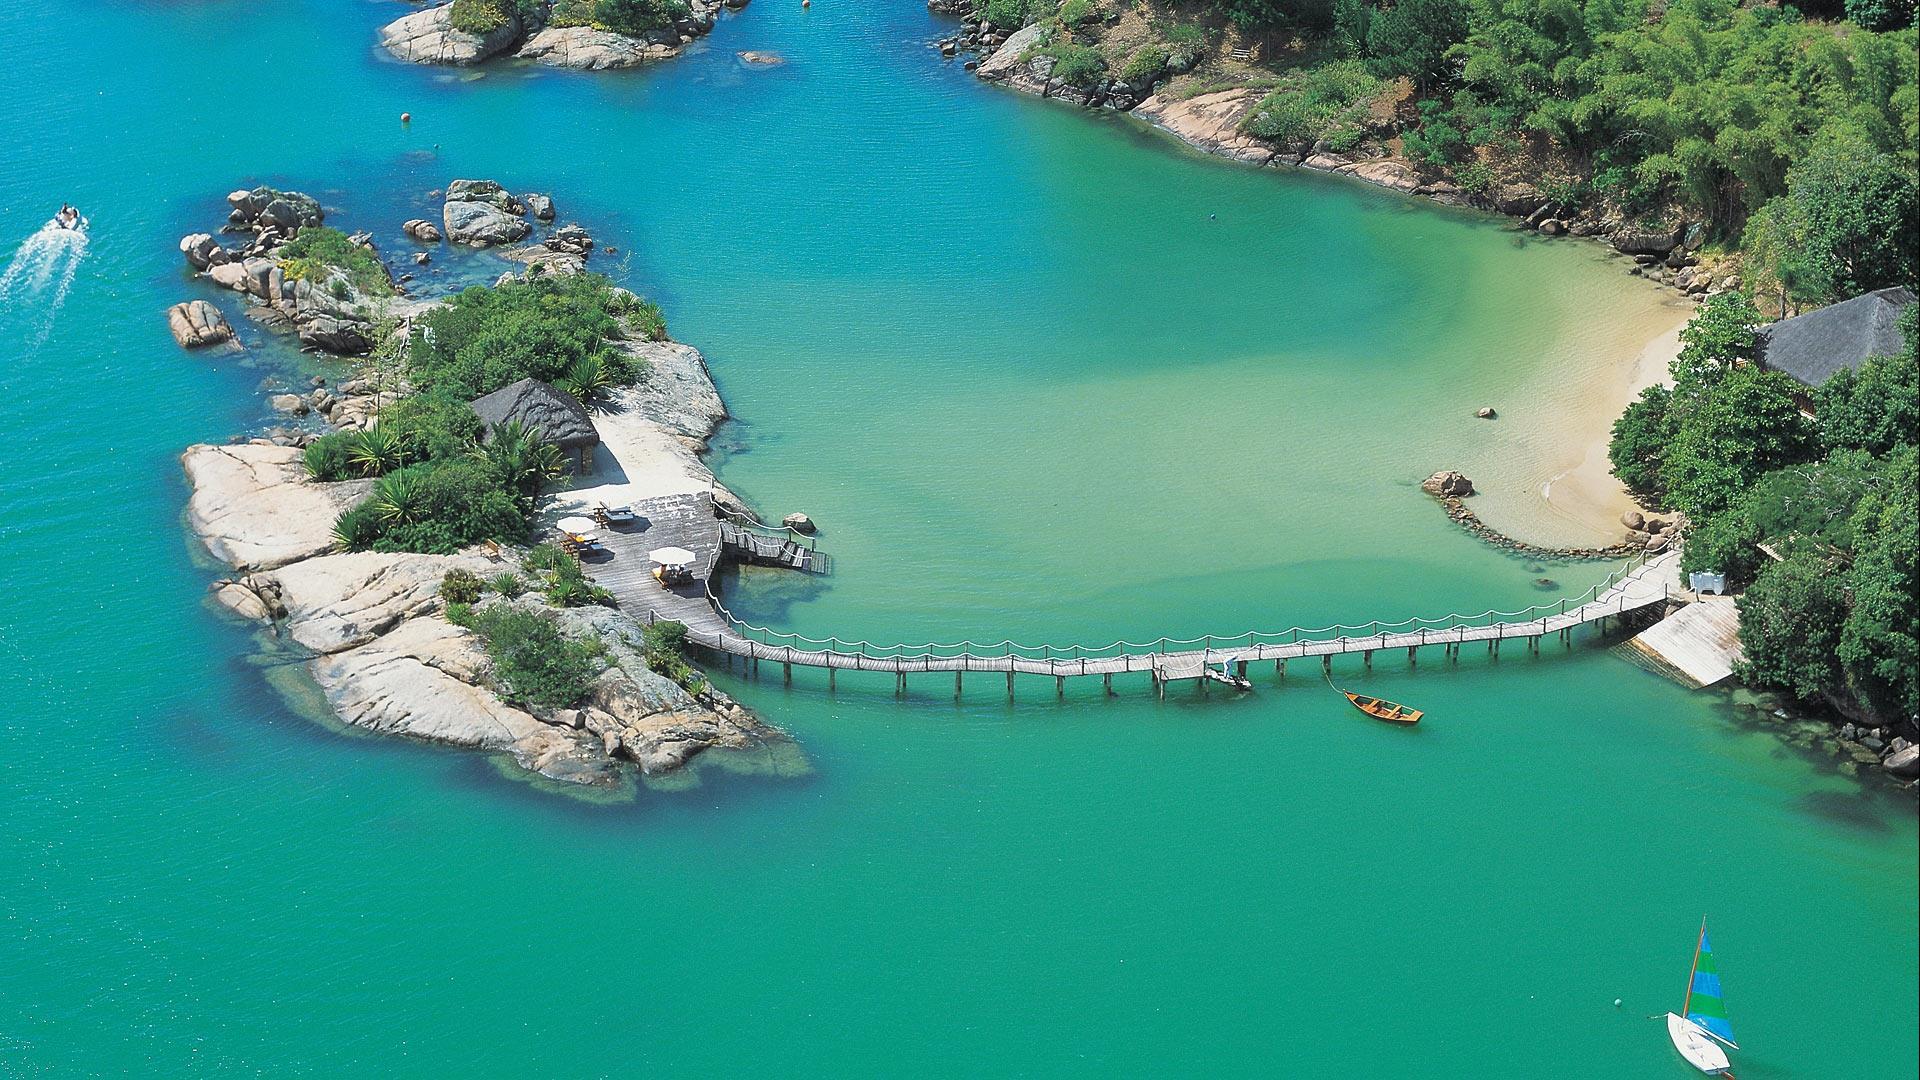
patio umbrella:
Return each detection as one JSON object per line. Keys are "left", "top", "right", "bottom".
{"left": 556, "top": 516, "right": 599, "bottom": 538}
{"left": 648, "top": 546, "right": 697, "bottom": 568}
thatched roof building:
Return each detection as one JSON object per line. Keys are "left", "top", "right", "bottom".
{"left": 1756, "top": 286, "right": 1915, "bottom": 389}
{"left": 469, "top": 378, "right": 598, "bottom": 471}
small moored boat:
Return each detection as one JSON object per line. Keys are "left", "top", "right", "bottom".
{"left": 53, "top": 204, "right": 87, "bottom": 232}
{"left": 1342, "top": 690, "right": 1422, "bottom": 725}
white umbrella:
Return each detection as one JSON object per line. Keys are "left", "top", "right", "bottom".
{"left": 649, "top": 546, "right": 697, "bottom": 568}
{"left": 556, "top": 516, "right": 599, "bottom": 538}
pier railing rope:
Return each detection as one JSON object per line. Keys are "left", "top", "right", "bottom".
{"left": 692, "top": 548, "right": 1663, "bottom": 664}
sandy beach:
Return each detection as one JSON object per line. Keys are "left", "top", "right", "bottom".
{"left": 1461, "top": 296, "right": 1693, "bottom": 551}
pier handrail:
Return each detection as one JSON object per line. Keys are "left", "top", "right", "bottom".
{"left": 695, "top": 548, "right": 1663, "bottom": 663}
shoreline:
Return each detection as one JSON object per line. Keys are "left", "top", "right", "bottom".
{"left": 944, "top": 31, "right": 1698, "bottom": 552}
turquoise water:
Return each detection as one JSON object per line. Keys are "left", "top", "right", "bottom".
{"left": 0, "top": 1, "right": 1913, "bottom": 1076}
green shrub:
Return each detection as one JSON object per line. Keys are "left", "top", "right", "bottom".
{"left": 1242, "top": 61, "right": 1380, "bottom": 147}
{"left": 640, "top": 620, "right": 707, "bottom": 694}
{"left": 1039, "top": 42, "right": 1106, "bottom": 87}
{"left": 379, "top": 391, "right": 485, "bottom": 466}
{"left": 449, "top": 0, "right": 526, "bottom": 34}
{"left": 333, "top": 459, "right": 529, "bottom": 554}
{"left": 441, "top": 568, "right": 485, "bottom": 605}
{"left": 303, "top": 433, "right": 357, "bottom": 481}
{"left": 523, "top": 542, "right": 570, "bottom": 574}
{"left": 1057, "top": 0, "right": 1094, "bottom": 25}
{"left": 408, "top": 274, "right": 654, "bottom": 400}
{"left": 278, "top": 226, "right": 390, "bottom": 298}
{"left": 981, "top": 0, "right": 1040, "bottom": 30}
{"left": 488, "top": 571, "right": 527, "bottom": 598}
{"left": 551, "top": 0, "right": 690, "bottom": 34}
{"left": 466, "top": 605, "right": 607, "bottom": 711}
{"left": 1120, "top": 45, "right": 1168, "bottom": 84}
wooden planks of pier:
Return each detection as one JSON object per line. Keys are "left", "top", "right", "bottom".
{"left": 580, "top": 495, "right": 1686, "bottom": 696}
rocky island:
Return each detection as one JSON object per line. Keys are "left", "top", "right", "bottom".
{"left": 380, "top": 0, "right": 749, "bottom": 70}
{"left": 174, "top": 180, "right": 802, "bottom": 790}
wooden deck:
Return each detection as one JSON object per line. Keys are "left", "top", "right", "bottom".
{"left": 1627, "top": 596, "right": 1743, "bottom": 687}
{"left": 582, "top": 492, "right": 1685, "bottom": 694}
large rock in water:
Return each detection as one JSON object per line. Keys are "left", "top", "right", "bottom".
{"left": 182, "top": 443, "right": 371, "bottom": 571}
{"left": 166, "top": 300, "right": 235, "bottom": 348}
{"left": 613, "top": 340, "right": 728, "bottom": 439}
{"left": 1422, "top": 470, "right": 1475, "bottom": 498}
{"left": 974, "top": 22, "right": 1050, "bottom": 81}
{"left": 515, "top": 26, "right": 679, "bottom": 69}
{"left": 443, "top": 179, "right": 531, "bottom": 247}
{"left": 1613, "top": 225, "right": 1684, "bottom": 257}
{"left": 378, "top": 2, "right": 524, "bottom": 65}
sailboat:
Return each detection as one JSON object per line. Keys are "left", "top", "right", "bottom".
{"left": 1666, "top": 918, "right": 1738, "bottom": 1075}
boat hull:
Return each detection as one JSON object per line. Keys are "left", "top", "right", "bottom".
{"left": 1666, "top": 1013, "right": 1731, "bottom": 1074}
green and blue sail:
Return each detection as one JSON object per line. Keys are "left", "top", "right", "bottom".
{"left": 1685, "top": 927, "right": 1737, "bottom": 1048}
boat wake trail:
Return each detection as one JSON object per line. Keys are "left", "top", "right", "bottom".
{"left": 1, "top": 219, "right": 91, "bottom": 349}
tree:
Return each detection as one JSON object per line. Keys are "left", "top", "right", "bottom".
{"left": 1815, "top": 306, "right": 1919, "bottom": 457}
{"left": 1609, "top": 384, "right": 1677, "bottom": 503}
{"left": 1664, "top": 366, "right": 1816, "bottom": 520}
{"left": 1681, "top": 450, "right": 1882, "bottom": 580}
{"left": 1672, "top": 292, "right": 1763, "bottom": 394}
{"left": 1736, "top": 550, "right": 1849, "bottom": 702}
{"left": 1365, "top": 0, "right": 1470, "bottom": 91}
{"left": 1743, "top": 134, "right": 1919, "bottom": 308}
{"left": 1840, "top": 447, "right": 1918, "bottom": 719}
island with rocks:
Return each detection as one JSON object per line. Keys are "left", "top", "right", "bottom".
{"left": 380, "top": 0, "right": 749, "bottom": 71}
{"left": 173, "top": 180, "right": 804, "bottom": 790}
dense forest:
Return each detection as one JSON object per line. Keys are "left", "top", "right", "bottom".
{"left": 971, "top": 0, "right": 1917, "bottom": 304}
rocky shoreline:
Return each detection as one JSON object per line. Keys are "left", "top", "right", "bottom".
{"left": 935, "top": 14, "right": 1733, "bottom": 299}
{"left": 379, "top": 0, "right": 747, "bottom": 71}
{"left": 176, "top": 181, "right": 802, "bottom": 790}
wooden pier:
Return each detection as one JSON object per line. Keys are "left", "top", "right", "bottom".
{"left": 582, "top": 492, "right": 1683, "bottom": 696}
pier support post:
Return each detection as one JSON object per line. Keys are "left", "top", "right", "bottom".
{"left": 955, "top": 671, "right": 963, "bottom": 699}
{"left": 896, "top": 672, "right": 906, "bottom": 696}
{"left": 1276, "top": 659, "right": 1285, "bottom": 677}
{"left": 1056, "top": 675, "right": 1065, "bottom": 698}
{"left": 1364, "top": 650, "right": 1373, "bottom": 670}
{"left": 1103, "top": 672, "right": 1112, "bottom": 695}
{"left": 828, "top": 668, "right": 836, "bottom": 691}
{"left": 783, "top": 662, "right": 791, "bottom": 685}
{"left": 1407, "top": 646, "right": 1417, "bottom": 666}
{"left": 1007, "top": 669, "right": 1015, "bottom": 701}
{"left": 1235, "top": 660, "right": 1248, "bottom": 680}
{"left": 1322, "top": 656, "right": 1331, "bottom": 675}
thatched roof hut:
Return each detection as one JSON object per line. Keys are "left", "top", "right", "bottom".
{"left": 1756, "top": 286, "right": 1915, "bottom": 389}
{"left": 469, "top": 378, "right": 599, "bottom": 471}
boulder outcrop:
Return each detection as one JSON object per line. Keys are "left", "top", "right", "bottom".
{"left": 182, "top": 443, "right": 371, "bottom": 571}
{"left": 167, "top": 300, "right": 235, "bottom": 348}
{"left": 443, "top": 179, "right": 532, "bottom": 247}
{"left": 378, "top": 2, "right": 524, "bottom": 65}
{"left": 1422, "top": 470, "right": 1475, "bottom": 498}
{"left": 516, "top": 26, "right": 678, "bottom": 69}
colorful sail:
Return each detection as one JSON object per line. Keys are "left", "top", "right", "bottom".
{"left": 1683, "top": 923, "right": 1737, "bottom": 1048}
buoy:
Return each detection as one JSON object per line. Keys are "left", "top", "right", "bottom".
{"left": 801, "top": 0, "right": 809, "bottom": 7}
{"left": 400, "top": 112, "right": 412, "bottom": 123}
{"left": 1613, "top": 999, "right": 1622, "bottom": 1008}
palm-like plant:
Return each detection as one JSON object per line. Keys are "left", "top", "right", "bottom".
{"left": 369, "top": 469, "right": 428, "bottom": 527}
{"left": 558, "top": 354, "right": 614, "bottom": 404}
{"left": 472, "top": 420, "right": 568, "bottom": 500}
{"left": 347, "top": 425, "right": 403, "bottom": 477}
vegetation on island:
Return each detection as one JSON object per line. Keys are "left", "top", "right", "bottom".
{"left": 550, "top": 0, "right": 692, "bottom": 36}
{"left": 449, "top": 601, "right": 609, "bottom": 710}
{"left": 278, "top": 226, "right": 392, "bottom": 298}
{"left": 1608, "top": 296, "right": 1917, "bottom": 726}
{"left": 305, "top": 273, "right": 664, "bottom": 555}
{"left": 971, "top": 0, "right": 1917, "bottom": 291}
{"left": 448, "top": 0, "right": 536, "bottom": 35}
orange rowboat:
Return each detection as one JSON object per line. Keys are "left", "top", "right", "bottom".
{"left": 1342, "top": 691, "right": 1422, "bottom": 725}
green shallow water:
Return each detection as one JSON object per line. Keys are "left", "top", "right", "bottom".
{"left": 0, "top": 1, "right": 1912, "bottom": 1076}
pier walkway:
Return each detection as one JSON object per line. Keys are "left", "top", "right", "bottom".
{"left": 582, "top": 492, "right": 1682, "bottom": 694}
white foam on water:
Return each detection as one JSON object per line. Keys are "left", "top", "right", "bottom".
{"left": 1, "top": 219, "right": 91, "bottom": 348}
